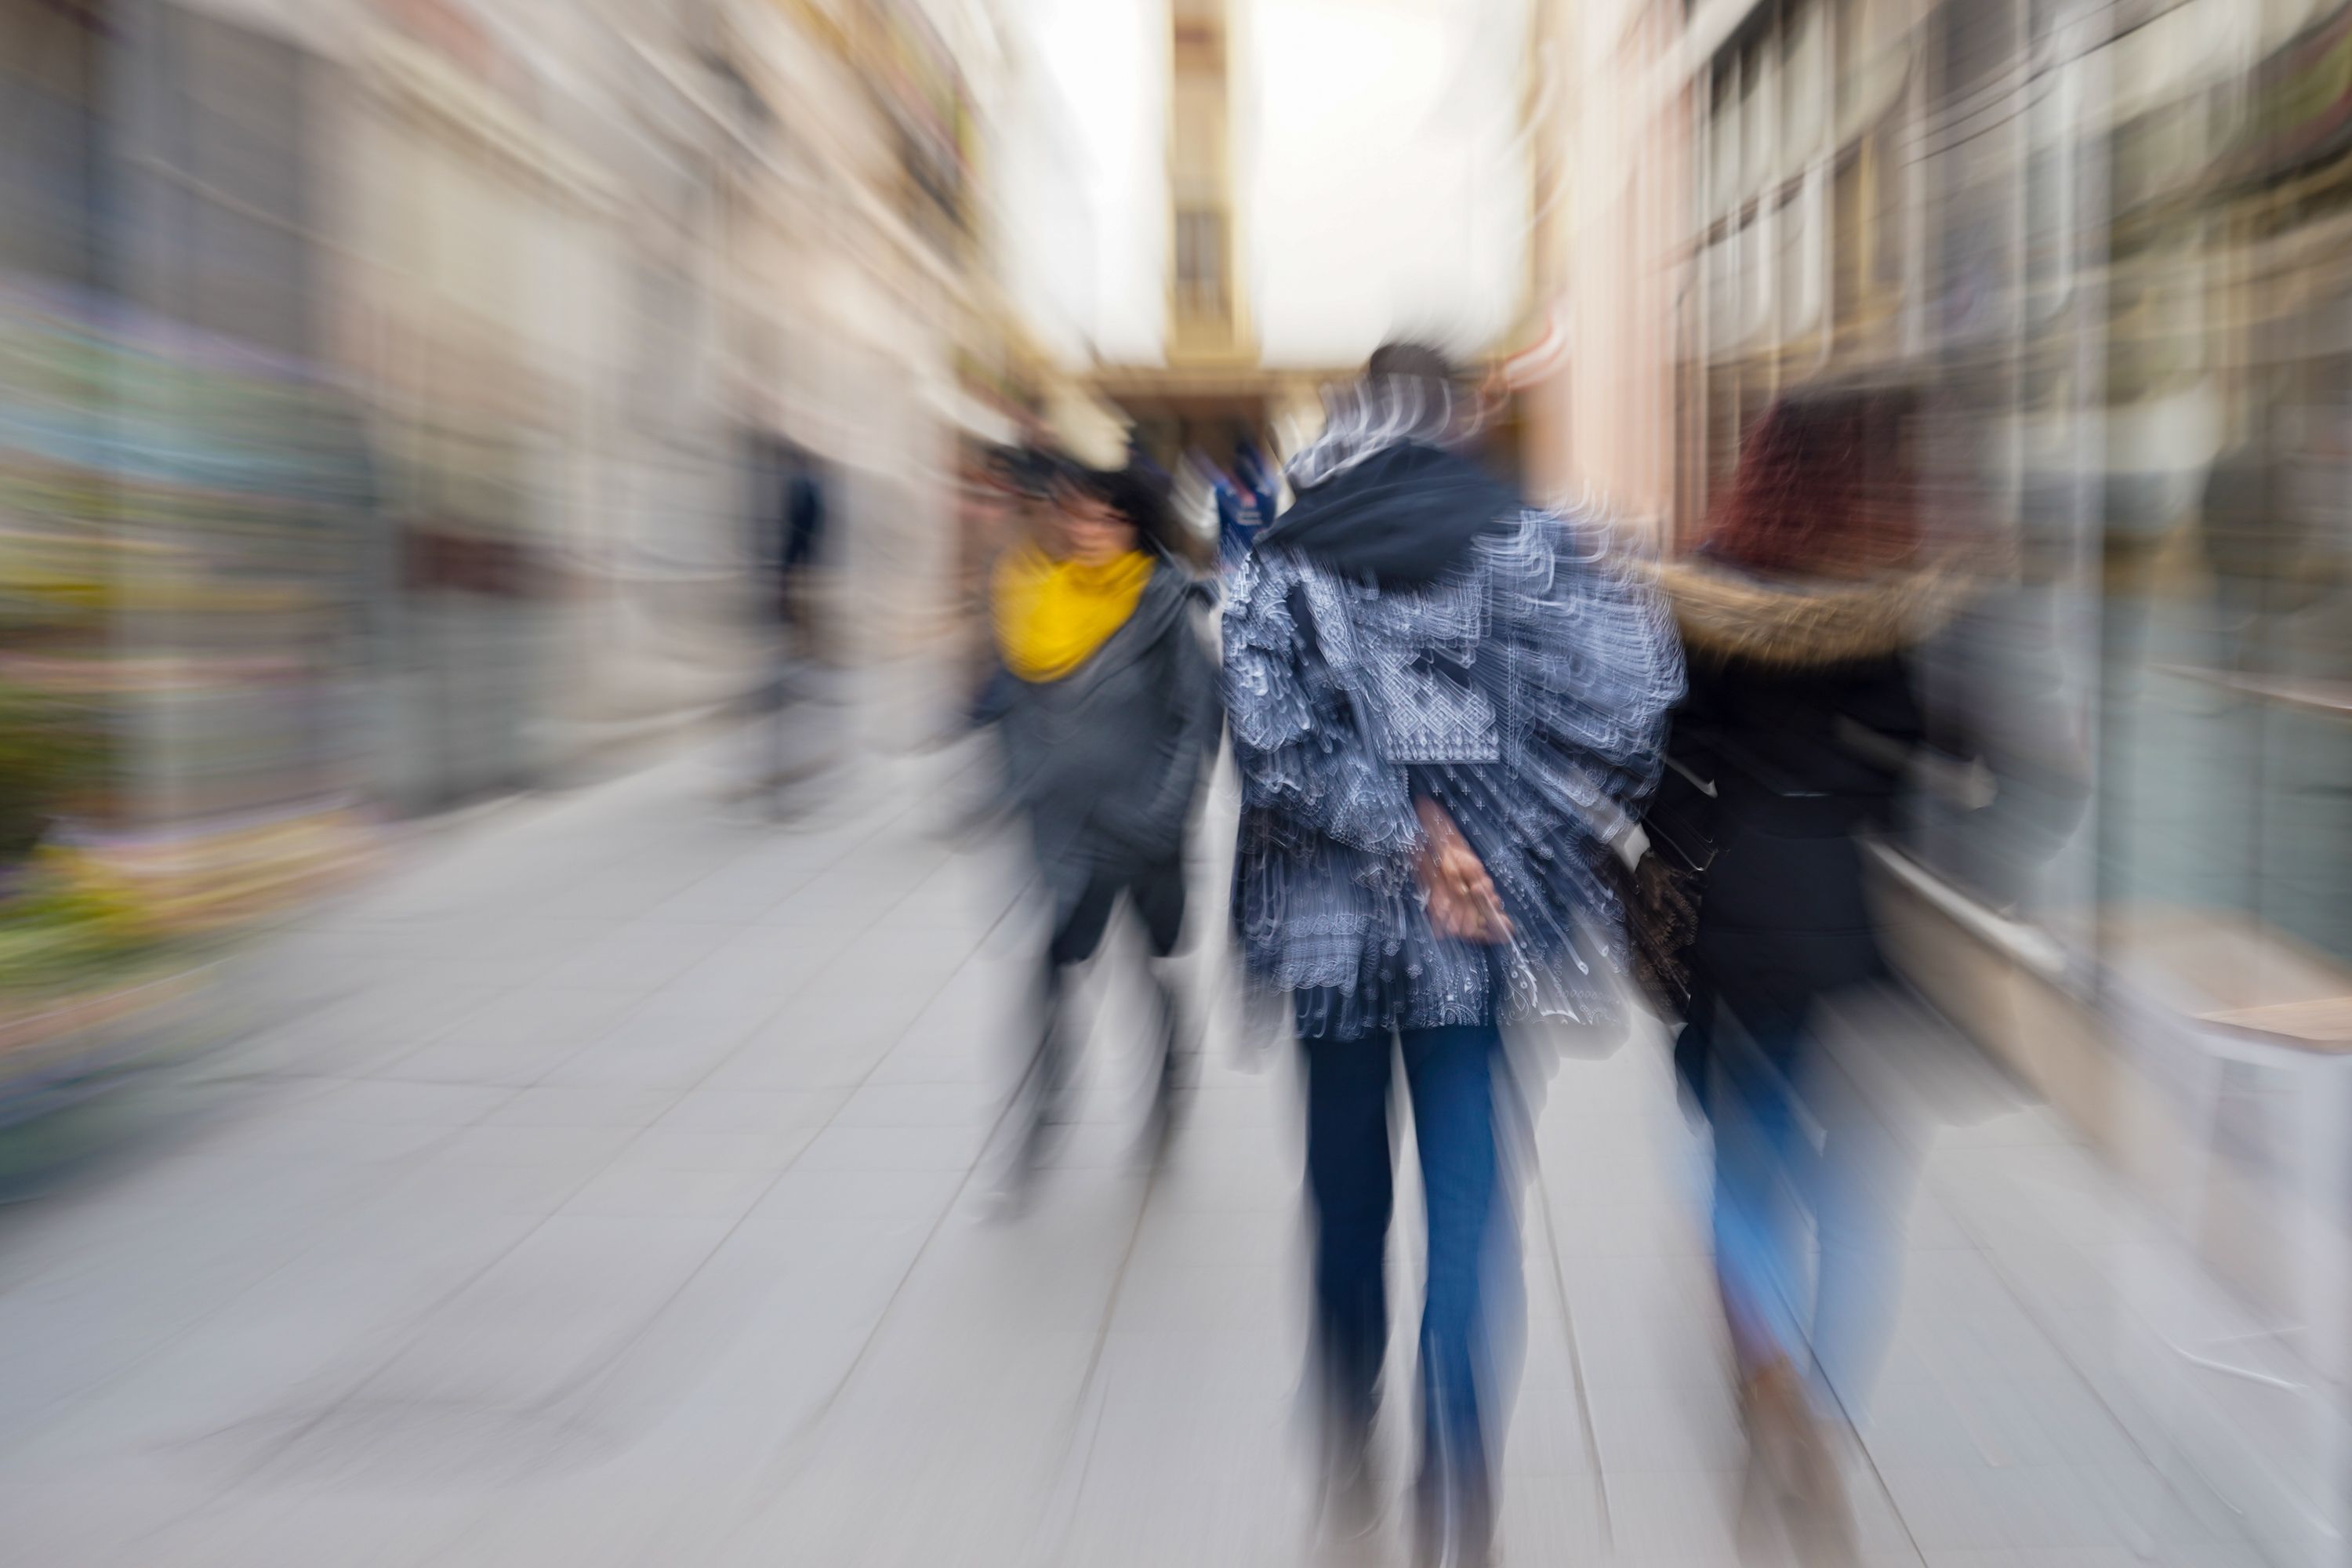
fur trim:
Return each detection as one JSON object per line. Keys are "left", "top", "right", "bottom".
{"left": 1644, "top": 556, "right": 1976, "bottom": 668}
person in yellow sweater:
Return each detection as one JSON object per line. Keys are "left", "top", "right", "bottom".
{"left": 980, "top": 458, "right": 1221, "bottom": 1205}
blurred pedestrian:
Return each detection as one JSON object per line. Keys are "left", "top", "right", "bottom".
{"left": 981, "top": 458, "right": 1222, "bottom": 1203}
{"left": 1224, "top": 343, "right": 1682, "bottom": 1566}
{"left": 1213, "top": 468, "right": 1250, "bottom": 573}
{"left": 1647, "top": 382, "right": 1962, "bottom": 1547}
{"left": 740, "top": 433, "right": 834, "bottom": 812}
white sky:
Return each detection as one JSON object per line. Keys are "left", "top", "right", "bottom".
{"left": 994, "top": 0, "right": 1531, "bottom": 368}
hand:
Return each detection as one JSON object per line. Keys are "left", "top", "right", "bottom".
{"left": 1414, "top": 800, "right": 1513, "bottom": 945}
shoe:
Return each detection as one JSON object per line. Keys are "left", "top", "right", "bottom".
{"left": 1740, "top": 1359, "right": 1856, "bottom": 1561}
{"left": 1317, "top": 1410, "right": 1381, "bottom": 1545}
{"left": 1410, "top": 1469, "right": 1494, "bottom": 1568}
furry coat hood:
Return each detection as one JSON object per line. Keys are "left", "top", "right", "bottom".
{"left": 1644, "top": 554, "right": 1980, "bottom": 670}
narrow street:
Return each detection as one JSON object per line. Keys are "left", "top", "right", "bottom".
{"left": 0, "top": 729, "right": 2263, "bottom": 1567}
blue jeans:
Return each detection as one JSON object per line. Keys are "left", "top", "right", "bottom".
{"left": 1708, "top": 997, "right": 1911, "bottom": 1424}
{"left": 1301, "top": 1022, "right": 1507, "bottom": 1499}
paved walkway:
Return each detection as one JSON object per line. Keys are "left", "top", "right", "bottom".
{"left": 0, "top": 724, "right": 2274, "bottom": 1566}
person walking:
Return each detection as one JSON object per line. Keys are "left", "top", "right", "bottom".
{"left": 982, "top": 457, "right": 1222, "bottom": 1203}
{"left": 1647, "top": 382, "right": 1977, "bottom": 1550}
{"left": 1223, "top": 343, "right": 1682, "bottom": 1566}
{"left": 739, "top": 433, "right": 834, "bottom": 812}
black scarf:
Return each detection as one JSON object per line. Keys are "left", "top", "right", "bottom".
{"left": 1258, "top": 441, "right": 1519, "bottom": 587}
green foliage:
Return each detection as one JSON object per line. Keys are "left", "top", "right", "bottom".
{"left": 0, "top": 682, "right": 103, "bottom": 864}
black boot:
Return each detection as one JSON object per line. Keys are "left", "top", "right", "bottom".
{"left": 1317, "top": 1401, "right": 1381, "bottom": 1544}
{"left": 990, "top": 964, "right": 1069, "bottom": 1216}
{"left": 1141, "top": 965, "right": 1185, "bottom": 1160}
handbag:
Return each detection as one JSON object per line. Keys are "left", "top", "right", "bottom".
{"left": 1621, "top": 752, "right": 1718, "bottom": 1019}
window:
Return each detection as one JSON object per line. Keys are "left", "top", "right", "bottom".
{"left": 1175, "top": 207, "right": 1227, "bottom": 320}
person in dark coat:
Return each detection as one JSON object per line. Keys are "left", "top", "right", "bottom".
{"left": 1654, "top": 383, "right": 1970, "bottom": 1543}
{"left": 982, "top": 457, "right": 1222, "bottom": 1198}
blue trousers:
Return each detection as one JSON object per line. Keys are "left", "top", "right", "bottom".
{"left": 1301, "top": 1022, "right": 1505, "bottom": 1495}
{"left": 1708, "top": 996, "right": 1911, "bottom": 1424}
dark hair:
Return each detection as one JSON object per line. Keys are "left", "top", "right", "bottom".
{"left": 1367, "top": 340, "right": 1457, "bottom": 384}
{"left": 988, "top": 445, "right": 1059, "bottom": 499}
{"left": 1703, "top": 383, "right": 1923, "bottom": 577}
{"left": 1057, "top": 460, "right": 1174, "bottom": 554}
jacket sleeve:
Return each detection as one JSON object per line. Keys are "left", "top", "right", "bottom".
{"left": 1083, "top": 597, "right": 1223, "bottom": 859}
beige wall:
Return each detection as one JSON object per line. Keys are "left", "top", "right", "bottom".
{"left": 1526, "top": 0, "right": 1686, "bottom": 539}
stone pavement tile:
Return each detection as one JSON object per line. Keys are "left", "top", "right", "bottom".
{"left": 1035, "top": 1120, "right": 1156, "bottom": 1170}
{"left": 1495, "top": 1470, "right": 1612, "bottom": 1561}
{"left": 222, "top": 981, "right": 516, "bottom": 1081}
{"left": 1111, "top": 1243, "right": 1296, "bottom": 1334}
{"left": 740, "top": 1163, "right": 970, "bottom": 1236}
{"left": 1049, "top": 1329, "right": 1316, "bottom": 1568}
{"left": 662, "top": 924, "right": 851, "bottom": 1004}
{"left": 790, "top": 1121, "right": 991, "bottom": 1173}
{"left": 0, "top": 1185, "right": 532, "bottom": 1467}
{"left": 831, "top": 1080, "right": 1000, "bottom": 1127}
{"left": 1176, "top": 1079, "right": 1292, "bottom": 1130}
{"left": 1569, "top": 1312, "right": 1732, "bottom": 1397}
{"left": 433, "top": 1122, "right": 641, "bottom": 1170}
{"left": 1124, "top": 1199, "right": 1301, "bottom": 1276}
{"left": 1600, "top": 1467, "right": 1752, "bottom": 1559}
{"left": 340, "top": 1214, "right": 740, "bottom": 1415}
{"left": 535, "top": 1178, "right": 969, "bottom": 1519}
{"left": 374, "top": 1031, "right": 594, "bottom": 1088}
{"left": 882, "top": 1175, "right": 1147, "bottom": 1338}
{"left": 756, "top": 861, "right": 947, "bottom": 931}
{"left": 395, "top": 913, "right": 619, "bottom": 970}
{"left": 480, "top": 1085, "right": 678, "bottom": 1129}
{"left": 14, "top": 1203, "right": 545, "bottom": 1469}
{"left": 361, "top": 1152, "right": 604, "bottom": 1221}
{"left": 543, "top": 855, "right": 752, "bottom": 925}
{"left": 0, "top": 1476, "right": 259, "bottom": 1568}
{"left": 861, "top": 1038, "right": 1005, "bottom": 1086}
{"left": 1868, "top": 1380, "right": 2008, "bottom": 1470}
{"left": 167, "top": 1491, "right": 492, "bottom": 1568}
{"left": 1878, "top": 1465, "right": 2028, "bottom": 1553}
{"left": 1545, "top": 1191, "right": 1713, "bottom": 1261}
{"left": 1516, "top": 1295, "right": 1595, "bottom": 1405}
{"left": 655, "top": 1085, "right": 848, "bottom": 1131}
{"left": 538, "top": 991, "right": 786, "bottom": 1091}
{"left": 641, "top": 843, "right": 834, "bottom": 924}
{"left": 862, "top": 953, "right": 1034, "bottom": 1083}
{"left": 702, "top": 1011, "right": 911, "bottom": 1091}
{"left": 1922, "top": 1552, "right": 2030, "bottom": 1568}
{"left": 558, "top": 1160, "right": 779, "bottom": 1222}
{"left": 1503, "top": 1392, "right": 1603, "bottom": 1479}
{"left": 392, "top": 982, "right": 643, "bottom": 1053}
{"left": 204, "top": 1115, "right": 459, "bottom": 1169}
{"left": 434, "top": 1476, "right": 707, "bottom": 1568}
{"left": 1145, "top": 1152, "right": 1301, "bottom": 1215}
{"left": 535, "top": 920, "right": 742, "bottom": 993}
{"left": 884, "top": 854, "right": 1026, "bottom": 932}
{"left": 296, "top": 1080, "right": 517, "bottom": 1127}
{"left": 612, "top": 1121, "right": 823, "bottom": 1174}
{"left": 1584, "top": 1373, "right": 1746, "bottom": 1474}
{"left": 713, "top": 1335, "right": 1091, "bottom": 1568}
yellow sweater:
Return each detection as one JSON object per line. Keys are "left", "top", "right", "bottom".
{"left": 991, "top": 546, "right": 1152, "bottom": 681}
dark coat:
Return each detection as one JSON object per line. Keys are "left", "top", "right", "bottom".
{"left": 1673, "top": 651, "right": 1921, "bottom": 1025}
{"left": 1653, "top": 558, "right": 1944, "bottom": 1096}
{"left": 994, "top": 561, "right": 1222, "bottom": 909}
